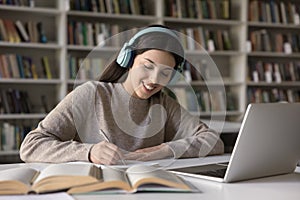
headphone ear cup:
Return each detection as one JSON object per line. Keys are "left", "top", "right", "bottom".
{"left": 169, "top": 70, "right": 182, "bottom": 85}
{"left": 116, "top": 43, "right": 134, "bottom": 68}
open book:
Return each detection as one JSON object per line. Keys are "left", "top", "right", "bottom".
{"left": 68, "top": 164, "right": 192, "bottom": 194}
{"left": 0, "top": 163, "right": 100, "bottom": 195}
{"left": 0, "top": 163, "right": 192, "bottom": 195}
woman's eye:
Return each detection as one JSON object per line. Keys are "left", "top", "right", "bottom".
{"left": 161, "top": 71, "right": 172, "bottom": 77}
{"left": 144, "top": 64, "right": 154, "bottom": 70}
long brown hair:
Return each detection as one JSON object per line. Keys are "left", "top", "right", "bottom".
{"left": 99, "top": 25, "right": 184, "bottom": 83}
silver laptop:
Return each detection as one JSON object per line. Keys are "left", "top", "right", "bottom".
{"left": 171, "top": 103, "right": 300, "bottom": 183}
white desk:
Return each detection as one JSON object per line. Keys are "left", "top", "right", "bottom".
{"left": 72, "top": 155, "right": 300, "bottom": 200}
{"left": 1, "top": 155, "right": 299, "bottom": 200}
{"left": 73, "top": 170, "right": 300, "bottom": 200}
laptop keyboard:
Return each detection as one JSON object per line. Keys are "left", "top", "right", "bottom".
{"left": 171, "top": 162, "right": 228, "bottom": 178}
{"left": 197, "top": 167, "right": 227, "bottom": 178}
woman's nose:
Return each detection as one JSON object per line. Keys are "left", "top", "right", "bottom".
{"left": 149, "top": 71, "right": 160, "bottom": 84}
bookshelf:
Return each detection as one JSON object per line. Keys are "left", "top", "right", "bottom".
{"left": 0, "top": 0, "right": 299, "bottom": 163}
{"left": 0, "top": 0, "right": 64, "bottom": 163}
{"left": 0, "top": 0, "right": 159, "bottom": 163}
{"left": 247, "top": 0, "right": 300, "bottom": 104}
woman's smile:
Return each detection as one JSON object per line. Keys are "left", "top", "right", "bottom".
{"left": 143, "top": 82, "right": 155, "bottom": 91}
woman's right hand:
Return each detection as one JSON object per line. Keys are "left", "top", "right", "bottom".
{"left": 89, "top": 141, "right": 124, "bottom": 165}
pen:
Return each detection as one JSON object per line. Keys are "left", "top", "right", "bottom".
{"left": 99, "top": 129, "right": 110, "bottom": 142}
{"left": 99, "top": 129, "right": 127, "bottom": 165}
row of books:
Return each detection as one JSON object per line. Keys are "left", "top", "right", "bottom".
{"left": 171, "top": 88, "right": 236, "bottom": 112}
{"left": 0, "top": 89, "right": 32, "bottom": 114}
{"left": 249, "top": 29, "right": 300, "bottom": 53}
{"left": 67, "top": 21, "right": 233, "bottom": 52}
{"left": 248, "top": 61, "right": 300, "bottom": 83}
{"left": 68, "top": 55, "right": 107, "bottom": 80}
{"left": 178, "top": 27, "right": 232, "bottom": 51}
{"left": 0, "top": 18, "right": 47, "bottom": 43}
{"left": 165, "top": 0, "right": 231, "bottom": 20}
{"left": 248, "top": 88, "right": 300, "bottom": 103}
{"left": 0, "top": 122, "right": 32, "bottom": 151}
{"left": 249, "top": 0, "right": 300, "bottom": 24}
{"left": 182, "top": 60, "right": 210, "bottom": 82}
{"left": 0, "top": 87, "right": 51, "bottom": 114}
{"left": 0, "top": 54, "right": 53, "bottom": 79}
{"left": 68, "top": 21, "right": 137, "bottom": 46}
{"left": 69, "top": 0, "right": 150, "bottom": 15}
{"left": 0, "top": 0, "right": 34, "bottom": 7}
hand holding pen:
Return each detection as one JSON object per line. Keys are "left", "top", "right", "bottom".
{"left": 88, "top": 129, "right": 127, "bottom": 165}
{"left": 99, "top": 129, "right": 127, "bottom": 165}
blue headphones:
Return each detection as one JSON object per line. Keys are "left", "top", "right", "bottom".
{"left": 116, "top": 26, "right": 184, "bottom": 72}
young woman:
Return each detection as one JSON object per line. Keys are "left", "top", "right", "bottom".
{"left": 20, "top": 25, "right": 224, "bottom": 165}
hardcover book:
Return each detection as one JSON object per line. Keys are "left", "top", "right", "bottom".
{"left": 0, "top": 163, "right": 192, "bottom": 195}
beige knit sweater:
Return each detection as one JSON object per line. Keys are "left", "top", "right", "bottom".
{"left": 20, "top": 81, "right": 224, "bottom": 163}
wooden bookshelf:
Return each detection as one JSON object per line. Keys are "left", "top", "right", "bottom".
{"left": 1, "top": 0, "right": 299, "bottom": 161}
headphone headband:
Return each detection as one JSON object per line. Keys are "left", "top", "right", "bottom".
{"left": 127, "top": 27, "right": 181, "bottom": 46}
{"left": 116, "top": 27, "right": 184, "bottom": 71}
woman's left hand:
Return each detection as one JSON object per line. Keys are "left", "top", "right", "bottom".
{"left": 124, "top": 143, "right": 173, "bottom": 161}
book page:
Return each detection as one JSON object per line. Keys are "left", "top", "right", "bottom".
{"left": 102, "top": 167, "right": 128, "bottom": 183}
{"left": 33, "top": 163, "right": 100, "bottom": 184}
{"left": 67, "top": 167, "right": 131, "bottom": 194}
{"left": 0, "top": 167, "right": 37, "bottom": 186}
{"left": 126, "top": 165, "right": 190, "bottom": 190}
{"left": 0, "top": 167, "right": 38, "bottom": 194}
{"left": 31, "top": 163, "right": 102, "bottom": 193}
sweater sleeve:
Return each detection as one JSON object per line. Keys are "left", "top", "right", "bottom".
{"left": 19, "top": 83, "right": 96, "bottom": 163}
{"left": 163, "top": 95, "right": 224, "bottom": 159}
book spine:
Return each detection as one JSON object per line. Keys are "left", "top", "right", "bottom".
{"left": 1, "top": 122, "right": 15, "bottom": 151}
{"left": 0, "top": 18, "right": 8, "bottom": 42}
{"left": 15, "top": 20, "right": 30, "bottom": 42}
{"left": 0, "top": 89, "right": 11, "bottom": 113}
{"left": 41, "top": 56, "right": 52, "bottom": 79}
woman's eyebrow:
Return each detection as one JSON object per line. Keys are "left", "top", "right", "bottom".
{"left": 144, "top": 58, "right": 156, "bottom": 66}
